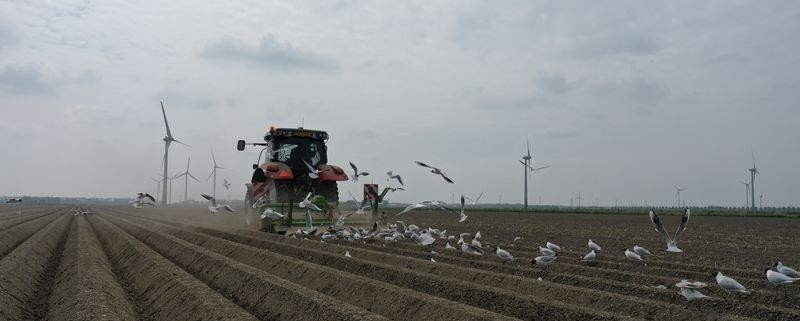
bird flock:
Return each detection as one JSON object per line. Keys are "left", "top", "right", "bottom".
{"left": 132, "top": 158, "right": 798, "bottom": 303}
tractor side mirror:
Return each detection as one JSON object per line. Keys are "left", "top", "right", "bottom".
{"left": 237, "top": 140, "right": 246, "bottom": 151}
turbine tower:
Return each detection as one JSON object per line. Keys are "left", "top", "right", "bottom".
{"left": 519, "top": 137, "right": 550, "bottom": 210}
{"left": 748, "top": 153, "right": 759, "bottom": 211}
{"left": 151, "top": 177, "right": 162, "bottom": 202}
{"left": 739, "top": 181, "right": 750, "bottom": 208}
{"left": 160, "top": 102, "right": 187, "bottom": 206}
{"left": 575, "top": 193, "right": 583, "bottom": 207}
{"left": 173, "top": 157, "right": 200, "bottom": 202}
{"left": 673, "top": 184, "right": 687, "bottom": 208}
{"left": 206, "top": 150, "right": 225, "bottom": 198}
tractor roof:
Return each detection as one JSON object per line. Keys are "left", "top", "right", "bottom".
{"left": 264, "top": 127, "right": 329, "bottom": 141}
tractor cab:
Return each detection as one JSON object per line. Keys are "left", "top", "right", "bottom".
{"left": 265, "top": 128, "right": 329, "bottom": 173}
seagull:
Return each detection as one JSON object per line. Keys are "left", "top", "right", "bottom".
{"left": 347, "top": 191, "right": 370, "bottom": 215}
{"left": 201, "top": 194, "right": 235, "bottom": 214}
{"left": 298, "top": 192, "right": 323, "bottom": 211}
{"left": 512, "top": 236, "right": 522, "bottom": 243}
{"left": 137, "top": 192, "right": 156, "bottom": 202}
{"left": 546, "top": 242, "right": 561, "bottom": 252}
{"left": 459, "top": 240, "right": 485, "bottom": 255}
{"left": 321, "top": 232, "right": 336, "bottom": 242}
{"left": 260, "top": 208, "right": 284, "bottom": 220}
{"left": 624, "top": 249, "right": 643, "bottom": 262}
{"left": 494, "top": 246, "right": 515, "bottom": 262}
{"left": 649, "top": 208, "right": 690, "bottom": 253}
{"left": 679, "top": 287, "right": 709, "bottom": 301}
{"left": 445, "top": 242, "right": 456, "bottom": 250}
{"left": 533, "top": 255, "right": 557, "bottom": 266}
{"left": 580, "top": 249, "right": 597, "bottom": 263}
{"left": 765, "top": 269, "right": 799, "bottom": 284}
{"left": 633, "top": 245, "right": 652, "bottom": 257}
{"left": 776, "top": 261, "right": 800, "bottom": 278}
{"left": 345, "top": 251, "right": 352, "bottom": 258}
{"left": 130, "top": 199, "right": 155, "bottom": 208}
{"left": 336, "top": 212, "right": 354, "bottom": 226}
{"left": 458, "top": 195, "right": 468, "bottom": 223}
{"left": 223, "top": 179, "right": 231, "bottom": 190}
{"left": 348, "top": 161, "right": 370, "bottom": 182}
{"left": 430, "top": 258, "right": 437, "bottom": 263}
{"left": 712, "top": 271, "right": 750, "bottom": 293}
{"left": 588, "top": 239, "right": 602, "bottom": 252}
{"left": 674, "top": 279, "right": 707, "bottom": 289}
{"left": 397, "top": 202, "right": 428, "bottom": 215}
{"left": 303, "top": 160, "right": 322, "bottom": 179}
{"left": 414, "top": 161, "right": 454, "bottom": 183}
{"left": 386, "top": 171, "right": 404, "bottom": 186}
{"left": 539, "top": 246, "right": 556, "bottom": 257}
{"left": 411, "top": 230, "right": 436, "bottom": 246}
{"left": 464, "top": 192, "right": 484, "bottom": 205}
{"left": 386, "top": 187, "right": 405, "bottom": 192}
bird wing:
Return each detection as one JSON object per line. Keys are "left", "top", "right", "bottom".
{"left": 673, "top": 208, "right": 691, "bottom": 242}
{"left": 415, "top": 160, "right": 431, "bottom": 168}
{"left": 397, "top": 203, "right": 424, "bottom": 215}
{"left": 223, "top": 204, "right": 235, "bottom": 212}
{"left": 145, "top": 193, "right": 156, "bottom": 202}
{"left": 441, "top": 174, "right": 454, "bottom": 184}
{"left": 304, "top": 160, "right": 317, "bottom": 172}
{"left": 349, "top": 161, "right": 357, "bottom": 173}
{"left": 649, "top": 210, "right": 673, "bottom": 244}
{"left": 397, "top": 175, "right": 404, "bottom": 186}
{"left": 201, "top": 194, "right": 214, "bottom": 201}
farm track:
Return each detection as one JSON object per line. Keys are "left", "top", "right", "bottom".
{"left": 0, "top": 205, "right": 798, "bottom": 321}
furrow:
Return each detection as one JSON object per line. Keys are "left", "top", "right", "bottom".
{"left": 98, "top": 212, "right": 390, "bottom": 321}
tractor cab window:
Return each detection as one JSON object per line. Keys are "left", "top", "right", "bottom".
{"left": 273, "top": 138, "right": 325, "bottom": 171}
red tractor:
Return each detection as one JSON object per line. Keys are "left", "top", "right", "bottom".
{"left": 237, "top": 126, "right": 348, "bottom": 224}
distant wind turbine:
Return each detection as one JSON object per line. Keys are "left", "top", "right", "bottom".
{"left": 206, "top": 150, "right": 225, "bottom": 198}
{"left": 160, "top": 102, "right": 188, "bottom": 206}
{"left": 748, "top": 153, "right": 759, "bottom": 211}
{"left": 519, "top": 137, "right": 550, "bottom": 209}
{"left": 673, "top": 184, "right": 687, "bottom": 208}
{"left": 151, "top": 177, "right": 162, "bottom": 202}
{"left": 173, "top": 156, "right": 200, "bottom": 202}
{"left": 739, "top": 181, "right": 750, "bottom": 208}
{"left": 575, "top": 193, "right": 583, "bottom": 207}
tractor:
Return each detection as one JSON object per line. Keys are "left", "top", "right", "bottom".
{"left": 237, "top": 126, "right": 348, "bottom": 227}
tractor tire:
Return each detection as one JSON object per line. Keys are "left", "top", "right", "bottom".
{"left": 275, "top": 180, "right": 292, "bottom": 203}
{"left": 316, "top": 181, "right": 339, "bottom": 203}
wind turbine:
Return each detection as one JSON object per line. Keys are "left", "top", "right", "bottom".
{"left": 673, "top": 184, "right": 687, "bottom": 208}
{"left": 206, "top": 150, "right": 225, "bottom": 198}
{"left": 160, "top": 102, "right": 187, "bottom": 206}
{"left": 519, "top": 137, "right": 550, "bottom": 210}
{"left": 151, "top": 177, "right": 162, "bottom": 202}
{"left": 748, "top": 153, "right": 759, "bottom": 211}
{"left": 575, "top": 193, "right": 583, "bottom": 207}
{"left": 759, "top": 194, "right": 764, "bottom": 208}
{"left": 739, "top": 181, "right": 750, "bottom": 208}
{"left": 173, "top": 156, "right": 200, "bottom": 202}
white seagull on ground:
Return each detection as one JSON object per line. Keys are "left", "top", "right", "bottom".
{"left": 580, "top": 249, "right": 597, "bottom": 263}
{"left": 624, "top": 249, "right": 643, "bottom": 262}
{"left": 649, "top": 208, "right": 690, "bottom": 253}
{"left": 712, "top": 271, "right": 750, "bottom": 293}
{"left": 546, "top": 242, "right": 561, "bottom": 252}
{"left": 633, "top": 245, "right": 652, "bottom": 257}
{"left": 588, "top": 239, "right": 602, "bottom": 252}
{"left": 494, "top": 246, "right": 515, "bottom": 262}
{"left": 765, "top": 268, "right": 799, "bottom": 284}
{"left": 776, "top": 261, "right": 800, "bottom": 278}
{"left": 533, "top": 255, "right": 557, "bottom": 266}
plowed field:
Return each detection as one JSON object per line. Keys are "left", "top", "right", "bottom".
{"left": 0, "top": 205, "right": 798, "bottom": 321}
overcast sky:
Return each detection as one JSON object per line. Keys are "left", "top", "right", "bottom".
{"left": 1, "top": 1, "right": 798, "bottom": 207}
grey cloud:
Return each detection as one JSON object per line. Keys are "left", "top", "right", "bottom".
{"left": 0, "top": 64, "right": 56, "bottom": 95}
{"left": 568, "top": 32, "right": 660, "bottom": 58}
{"left": 0, "top": 12, "right": 18, "bottom": 50}
{"left": 202, "top": 35, "right": 338, "bottom": 72}
{"left": 536, "top": 72, "right": 582, "bottom": 95}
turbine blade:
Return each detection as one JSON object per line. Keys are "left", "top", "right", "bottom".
{"left": 173, "top": 139, "right": 190, "bottom": 147}
{"left": 188, "top": 172, "right": 201, "bottom": 183}
{"left": 161, "top": 101, "right": 172, "bottom": 138}
{"left": 206, "top": 168, "right": 215, "bottom": 182}
{"left": 526, "top": 136, "right": 531, "bottom": 158}
{"left": 211, "top": 150, "right": 217, "bottom": 166}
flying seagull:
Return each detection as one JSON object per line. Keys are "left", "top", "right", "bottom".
{"left": 349, "top": 161, "right": 369, "bottom": 182}
{"left": 201, "top": 194, "right": 235, "bottom": 214}
{"left": 458, "top": 195, "right": 468, "bottom": 223}
{"left": 298, "top": 192, "right": 323, "bottom": 212}
{"left": 223, "top": 179, "right": 231, "bottom": 190}
{"left": 386, "top": 171, "right": 404, "bottom": 186}
{"left": 260, "top": 208, "right": 284, "bottom": 220}
{"left": 304, "top": 160, "right": 321, "bottom": 179}
{"left": 414, "top": 161, "right": 454, "bottom": 183}
{"left": 649, "top": 208, "right": 690, "bottom": 252}
{"left": 137, "top": 192, "right": 156, "bottom": 203}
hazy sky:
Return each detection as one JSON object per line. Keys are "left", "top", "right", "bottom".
{"left": 1, "top": 1, "right": 799, "bottom": 207}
